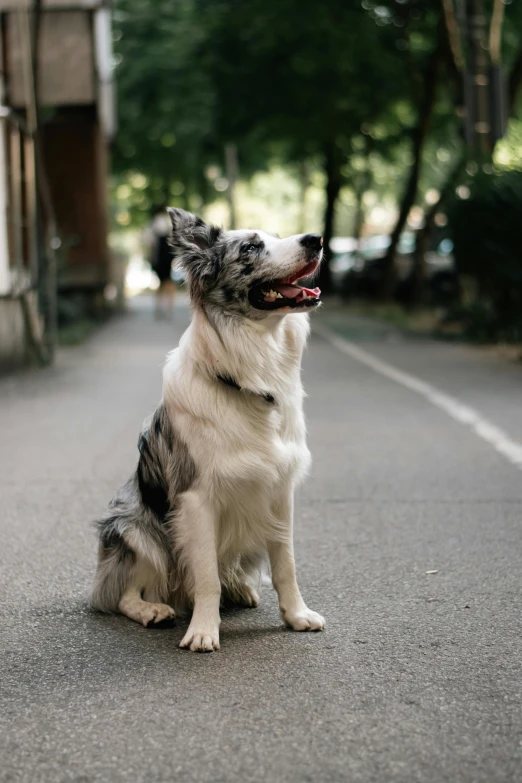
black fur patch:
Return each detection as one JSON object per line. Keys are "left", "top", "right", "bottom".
{"left": 211, "top": 247, "right": 225, "bottom": 278}
{"left": 217, "top": 373, "right": 242, "bottom": 391}
{"left": 136, "top": 406, "right": 176, "bottom": 519}
{"left": 242, "top": 262, "right": 254, "bottom": 275}
{"left": 221, "top": 285, "right": 236, "bottom": 302}
{"left": 217, "top": 374, "right": 276, "bottom": 405}
{"left": 185, "top": 249, "right": 203, "bottom": 267}
{"left": 135, "top": 405, "right": 198, "bottom": 524}
{"left": 99, "top": 523, "right": 136, "bottom": 564}
{"left": 137, "top": 434, "right": 170, "bottom": 520}
{"left": 99, "top": 520, "right": 123, "bottom": 549}
{"left": 209, "top": 226, "right": 223, "bottom": 245}
{"left": 152, "top": 406, "right": 173, "bottom": 450}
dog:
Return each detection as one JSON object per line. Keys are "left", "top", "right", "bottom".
{"left": 91, "top": 208, "right": 325, "bottom": 651}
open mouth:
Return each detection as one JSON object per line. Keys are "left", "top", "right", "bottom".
{"left": 248, "top": 260, "right": 321, "bottom": 311}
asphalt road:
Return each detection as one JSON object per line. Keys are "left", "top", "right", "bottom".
{"left": 1, "top": 296, "right": 521, "bottom": 783}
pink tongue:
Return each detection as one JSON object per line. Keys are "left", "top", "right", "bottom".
{"left": 275, "top": 284, "right": 301, "bottom": 299}
{"left": 274, "top": 284, "right": 321, "bottom": 299}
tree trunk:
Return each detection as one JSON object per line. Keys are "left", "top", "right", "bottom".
{"left": 409, "top": 152, "right": 467, "bottom": 307}
{"left": 440, "top": 0, "right": 463, "bottom": 73}
{"left": 224, "top": 143, "right": 239, "bottom": 230}
{"left": 508, "top": 45, "right": 522, "bottom": 111}
{"left": 465, "top": 0, "right": 492, "bottom": 159}
{"left": 319, "top": 141, "right": 342, "bottom": 294}
{"left": 352, "top": 187, "right": 365, "bottom": 244}
{"left": 352, "top": 135, "right": 373, "bottom": 244}
{"left": 352, "top": 172, "right": 372, "bottom": 245}
{"left": 489, "top": 0, "right": 505, "bottom": 67}
{"left": 297, "top": 160, "right": 310, "bottom": 235}
{"left": 408, "top": 10, "right": 522, "bottom": 309}
{"left": 379, "top": 29, "right": 444, "bottom": 301}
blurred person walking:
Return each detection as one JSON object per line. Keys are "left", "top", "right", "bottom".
{"left": 146, "top": 206, "right": 176, "bottom": 319}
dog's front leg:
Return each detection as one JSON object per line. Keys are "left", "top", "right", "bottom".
{"left": 269, "top": 489, "right": 325, "bottom": 632}
{"left": 177, "top": 490, "right": 221, "bottom": 652}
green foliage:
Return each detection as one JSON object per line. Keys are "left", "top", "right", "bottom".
{"left": 111, "top": 0, "right": 421, "bottom": 228}
{"left": 111, "top": 0, "right": 522, "bottom": 324}
{"left": 112, "top": 0, "right": 217, "bottom": 222}
{"left": 449, "top": 170, "right": 522, "bottom": 341}
{"left": 195, "top": 0, "right": 407, "bottom": 152}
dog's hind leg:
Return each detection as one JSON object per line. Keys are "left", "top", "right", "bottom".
{"left": 118, "top": 551, "right": 176, "bottom": 628}
{"left": 119, "top": 589, "right": 175, "bottom": 628}
{"left": 91, "top": 525, "right": 175, "bottom": 628}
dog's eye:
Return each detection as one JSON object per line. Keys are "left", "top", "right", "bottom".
{"left": 242, "top": 243, "right": 259, "bottom": 255}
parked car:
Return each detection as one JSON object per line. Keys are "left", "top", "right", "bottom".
{"left": 336, "top": 233, "right": 460, "bottom": 306}
{"left": 329, "top": 237, "right": 358, "bottom": 290}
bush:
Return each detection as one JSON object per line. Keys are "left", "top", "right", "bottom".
{"left": 449, "top": 170, "right": 522, "bottom": 342}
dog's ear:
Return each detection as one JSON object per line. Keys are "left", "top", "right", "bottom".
{"left": 167, "top": 208, "right": 222, "bottom": 256}
{"left": 167, "top": 208, "right": 223, "bottom": 301}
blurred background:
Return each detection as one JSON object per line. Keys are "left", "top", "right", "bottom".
{"left": 1, "top": 0, "right": 522, "bottom": 367}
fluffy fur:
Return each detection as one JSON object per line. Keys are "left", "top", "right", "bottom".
{"left": 91, "top": 208, "right": 325, "bottom": 651}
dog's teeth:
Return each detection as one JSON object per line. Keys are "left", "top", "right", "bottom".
{"left": 276, "top": 293, "right": 283, "bottom": 299}
{"left": 269, "top": 289, "right": 278, "bottom": 298}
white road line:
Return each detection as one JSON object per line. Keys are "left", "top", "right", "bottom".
{"left": 314, "top": 323, "right": 522, "bottom": 471}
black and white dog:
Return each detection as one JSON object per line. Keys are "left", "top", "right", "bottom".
{"left": 91, "top": 208, "right": 325, "bottom": 651}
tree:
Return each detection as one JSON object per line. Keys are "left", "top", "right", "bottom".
{"left": 192, "top": 0, "right": 409, "bottom": 291}
{"left": 365, "top": 0, "right": 522, "bottom": 303}
{"left": 354, "top": 0, "right": 452, "bottom": 300}
{"left": 112, "top": 0, "right": 522, "bottom": 303}
{"left": 112, "top": 0, "right": 218, "bottom": 223}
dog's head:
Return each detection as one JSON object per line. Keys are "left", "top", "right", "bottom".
{"left": 168, "top": 208, "right": 322, "bottom": 318}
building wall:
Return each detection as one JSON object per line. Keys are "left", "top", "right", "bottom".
{"left": 0, "top": 291, "right": 41, "bottom": 367}
{"left": 0, "top": 298, "right": 24, "bottom": 365}
{"left": 0, "top": 122, "right": 11, "bottom": 296}
{"left": 43, "top": 109, "right": 109, "bottom": 290}
{"left": 0, "top": 1, "right": 114, "bottom": 370}
{"left": 0, "top": 0, "right": 101, "bottom": 9}
{"left": 6, "top": 10, "right": 95, "bottom": 108}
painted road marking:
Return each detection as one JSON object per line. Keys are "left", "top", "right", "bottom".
{"left": 315, "top": 324, "right": 522, "bottom": 471}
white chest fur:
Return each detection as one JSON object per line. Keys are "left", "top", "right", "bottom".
{"left": 163, "top": 311, "right": 312, "bottom": 555}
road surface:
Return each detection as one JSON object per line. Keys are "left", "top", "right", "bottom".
{"left": 1, "top": 297, "right": 521, "bottom": 783}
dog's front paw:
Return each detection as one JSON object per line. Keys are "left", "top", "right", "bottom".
{"left": 283, "top": 608, "right": 325, "bottom": 632}
{"left": 179, "top": 625, "right": 220, "bottom": 653}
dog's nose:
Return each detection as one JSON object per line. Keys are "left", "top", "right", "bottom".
{"left": 300, "top": 234, "right": 323, "bottom": 252}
